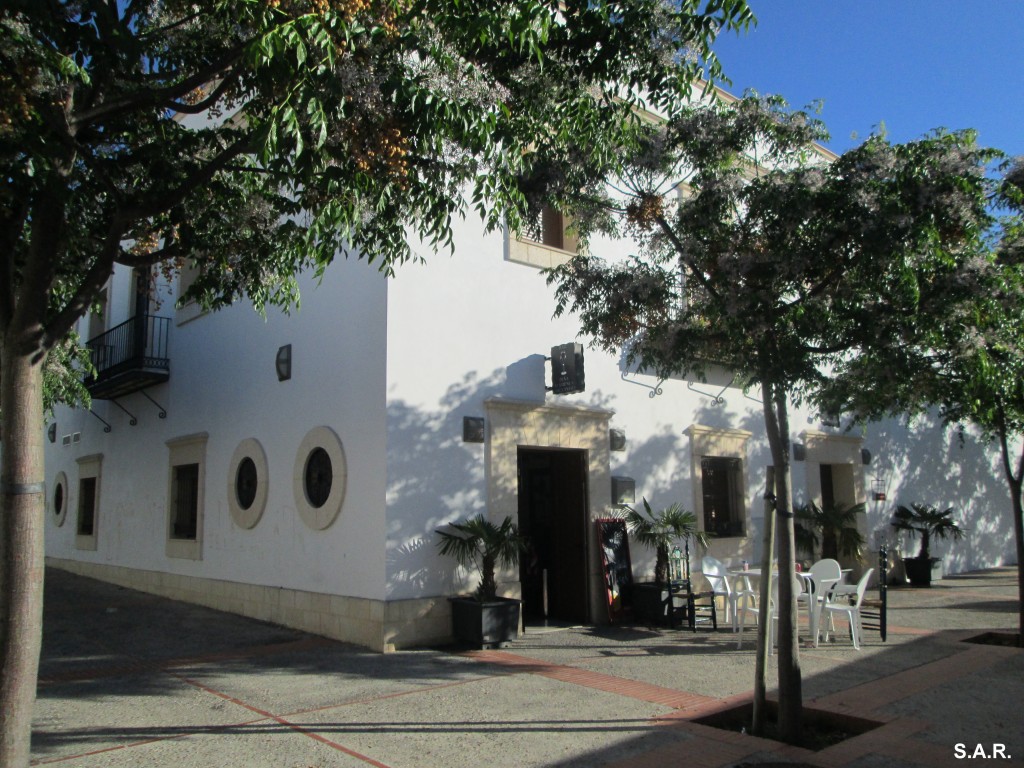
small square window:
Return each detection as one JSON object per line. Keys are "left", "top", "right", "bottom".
{"left": 507, "top": 205, "right": 579, "bottom": 268}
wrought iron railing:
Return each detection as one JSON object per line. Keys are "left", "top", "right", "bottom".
{"left": 87, "top": 314, "right": 170, "bottom": 380}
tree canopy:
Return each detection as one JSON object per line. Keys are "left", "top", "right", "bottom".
{"left": 817, "top": 157, "right": 1024, "bottom": 643}
{"left": 548, "top": 93, "right": 998, "bottom": 742}
{"left": 2, "top": 2, "right": 760, "bottom": 765}
{"left": 1, "top": 0, "right": 754, "bottom": 364}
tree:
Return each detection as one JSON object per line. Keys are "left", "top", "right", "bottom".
{"left": 0, "top": 1, "right": 759, "bottom": 764}
{"left": 818, "top": 158, "right": 1024, "bottom": 644}
{"left": 548, "top": 94, "right": 994, "bottom": 743}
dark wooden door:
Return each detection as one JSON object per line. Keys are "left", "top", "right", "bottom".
{"left": 517, "top": 448, "right": 589, "bottom": 623}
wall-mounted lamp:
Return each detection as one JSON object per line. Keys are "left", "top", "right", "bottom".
{"left": 873, "top": 476, "right": 887, "bottom": 501}
{"left": 611, "top": 476, "right": 635, "bottom": 505}
{"left": 275, "top": 344, "right": 292, "bottom": 382}
{"left": 462, "top": 416, "right": 485, "bottom": 443}
{"left": 609, "top": 429, "right": 626, "bottom": 452}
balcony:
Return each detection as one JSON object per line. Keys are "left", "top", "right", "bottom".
{"left": 86, "top": 314, "right": 170, "bottom": 399}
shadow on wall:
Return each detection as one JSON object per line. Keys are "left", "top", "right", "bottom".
{"left": 865, "top": 415, "right": 1014, "bottom": 573}
{"left": 384, "top": 361, "right": 623, "bottom": 600}
{"left": 615, "top": 387, "right": 777, "bottom": 578}
{"left": 662, "top": 385, "right": 1015, "bottom": 575}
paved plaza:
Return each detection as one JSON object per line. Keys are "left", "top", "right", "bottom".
{"left": 32, "top": 566, "right": 1023, "bottom": 767}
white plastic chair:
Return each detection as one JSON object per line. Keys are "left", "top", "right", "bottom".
{"left": 796, "top": 558, "right": 842, "bottom": 646}
{"left": 701, "top": 556, "right": 755, "bottom": 631}
{"left": 735, "top": 571, "right": 801, "bottom": 653}
{"left": 822, "top": 568, "right": 874, "bottom": 650}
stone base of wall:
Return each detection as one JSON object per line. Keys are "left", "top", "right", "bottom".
{"left": 47, "top": 558, "right": 452, "bottom": 653}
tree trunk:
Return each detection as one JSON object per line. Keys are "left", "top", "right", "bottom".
{"left": 0, "top": 344, "right": 46, "bottom": 768}
{"left": 752, "top": 466, "right": 776, "bottom": 736}
{"left": 1010, "top": 480, "right": 1024, "bottom": 648}
{"left": 997, "top": 432, "right": 1024, "bottom": 647}
{"left": 761, "top": 380, "right": 802, "bottom": 743}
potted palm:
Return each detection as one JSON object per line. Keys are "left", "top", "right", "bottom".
{"left": 624, "top": 498, "right": 709, "bottom": 625}
{"left": 890, "top": 503, "right": 966, "bottom": 586}
{"left": 794, "top": 501, "right": 867, "bottom": 565}
{"left": 437, "top": 514, "right": 528, "bottom": 647}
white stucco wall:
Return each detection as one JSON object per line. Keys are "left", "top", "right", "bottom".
{"left": 382, "top": 213, "right": 1018, "bottom": 603}
{"left": 44, "top": 257, "right": 391, "bottom": 600}
{"left": 41, "top": 214, "right": 1018, "bottom": 620}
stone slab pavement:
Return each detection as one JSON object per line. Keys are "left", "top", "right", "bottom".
{"left": 31, "top": 566, "right": 1023, "bottom": 767}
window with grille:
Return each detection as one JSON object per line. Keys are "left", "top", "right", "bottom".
{"left": 508, "top": 204, "right": 578, "bottom": 268}
{"left": 522, "top": 206, "right": 566, "bottom": 249}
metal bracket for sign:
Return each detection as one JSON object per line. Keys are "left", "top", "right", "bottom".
{"left": 138, "top": 390, "right": 167, "bottom": 418}
{"left": 111, "top": 399, "right": 138, "bottom": 426}
{"left": 687, "top": 377, "right": 733, "bottom": 406}
{"left": 620, "top": 371, "right": 665, "bottom": 399}
{"left": 88, "top": 409, "right": 113, "bottom": 433}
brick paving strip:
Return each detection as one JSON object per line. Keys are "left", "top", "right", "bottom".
{"left": 33, "top": 617, "right": 1013, "bottom": 767}
{"left": 469, "top": 649, "right": 816, "bottom": 767}
{"left": 469, "top": 639, "right": 1015, "bottom": 768}
{"left": 468, "top": 649, "right": 718, "bottom": 710}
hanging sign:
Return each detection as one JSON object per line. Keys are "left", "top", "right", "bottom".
{"left": 548, "top": 342, "right": 585, "bottom": 395}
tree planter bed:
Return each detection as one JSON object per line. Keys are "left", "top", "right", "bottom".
{"left": 693, "top": 700, "right": 884, "bottom": 751}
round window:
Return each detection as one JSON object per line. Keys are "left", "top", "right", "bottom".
{"left": 227, "top": 439, "right": 269, "bottom": 529}
{"left": 304, "top": 447, "right": 333, "bottom": 508}
{"left": 54, "top": 483, "right": 64, "bottom": 517}
{"left": 293, "top": 426, "right": 346, "bottom": 530}
{"left": 235, "top": 457, "right": 258, "bottom": 510}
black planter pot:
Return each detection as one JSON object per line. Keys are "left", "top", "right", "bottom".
{"left": 449, "top": 596, "right": 521, "bottom": 648}
{"left": 903, "top": 557, "right": 936, "bottom": 586}
{"left": 630, "top": 582, "right": 672, "bottom": 626}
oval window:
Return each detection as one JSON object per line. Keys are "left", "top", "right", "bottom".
{"left": 53, "top": 483, "right": 65, "bottom": 518}
{"left": 52, "top": 471, "right": 69, "bottom": 527}
{"left": 235, "top": 457, "right": 258, "bottom": 510}
{"left": 304, "top": 447, "right": 333, "bottom": 509}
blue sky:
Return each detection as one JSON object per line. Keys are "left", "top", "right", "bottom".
{"left": 710, "top": 1, "right": 1024, "bottom": 159}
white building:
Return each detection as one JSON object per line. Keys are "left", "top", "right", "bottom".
{"left": 43, "top": 200, "right": 1017, "bottom": 651}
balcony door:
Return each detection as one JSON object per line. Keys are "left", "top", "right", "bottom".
{"left": 87, "top": 286, "right": 109, "bottom": 342}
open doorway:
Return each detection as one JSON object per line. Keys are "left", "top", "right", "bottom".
{"left": 517, "top": 447, "right": 589, "bottom": 625}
